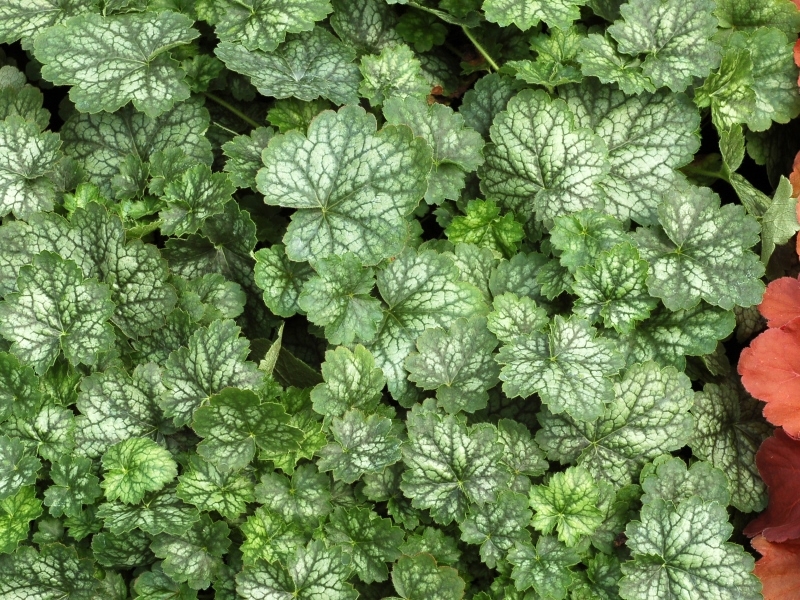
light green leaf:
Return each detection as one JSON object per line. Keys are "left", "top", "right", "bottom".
{"left": 2, "top": 398, "right": 75, "bottom": 463}
{"left": 211, "top": 0, "right": 333, "bottom": 51}
{"left": 254, "top": 464, "right": 332, "bottom": 527}
{"left": 479, "top": 88, "right": 609, "bottom": 221}
{"left": 760, "top": 176, "right": 800, "bottom": 264}
{"left": 507, "top": 536, "right": 581, "bottom": 599}
{"left": 176, "top": 454, "right": 254, "bottom": 519}
{"left": 487, "top": 293, "right": 549, "bottom": 343}
{"left": 236, "top": 540, "right": 357, "bottom": 600}
{"left": 253, "top": 245, "right": 314, "bottom": 318}
{"left": 0, "top": 543, "right": 97, "bottom": 599}
{"left": 694, "top": 46, "right": 756, "bottom": 131}
{"left": 174, "top": 273, "right": 246, "bottom": 324}
{"left": 43, "top": 455, "right": 101, "bottom": 518}
{"left": 445, "top": 199, "right": 523, "bottom": 259}
{"left": 536, "top": 362, "right": 695, "bottom": 488}
{"left": 460, "top": 490, "right": 531, "bottom": 568}
{"left": 0, "top": 1, "right": 95, "bottom": 49}
{"left": 445, "top": 242, "right": 498, "bottom": 303}
{"left": 639, "top": 455, "right": 731, "bottom": 507}
{"left": 216, "top": 28, "right": 360, "bottom": 105}
{"left": 151, "top": 514, "right": 231, "bottom": 591}
{"left": 496, "top": 316, "right": 624, "bottom": 422}
{"left": 571, "top": 552, "right": 623, "bottom": 600}
{"left": 405, "top": 316, "right": 499, "bottom": 414}
{"left": 561, "top": 80, "right": 700, "bottom": 224}
{"left": 268, "top": 98, "right": 333, "bottom": 133}
{"left": 483, "top": 0, "right": 588, "bottom": 30}
{"left": 359, "top": 44, "right": 430, "bottom": 106}
{"left": 160, "top": 164, "right": 235, "bottom": 237}
{"left": 459, "top": 73, "right": 518, "bottom": 138}
{"left": 632, "top": 186, "right": 764, "bottom": 310}
{"left": 101, "top": 438, "right": 177, "bottom": 504}
{"left": 222, "top": 127, "right": 275, "bottom": 190}
{"left": 134, "top": 567, "right": 198, "bottom": 600}
{"left": 0, "top": 351, "right": 41, "bottom": 422}
{"left": 310, "top": 345, "right": 386, "bottom": 418}
{"left": 0, "top": 436, "right": 41, "bottom": 501}
{"left": 401, "top": 406, "right": 511, "bottom": 524}
{"left": 241, "top": 505, "right": 308, "bottom": 565}
{"left": 578, "top": 34, "right": 655, "bottom": 96}
{"left": 318, "top": 409, "right": 401, "bottom": 483}
{"left": 399, "top": 526, "right": 461, "bottom": 566}
{"left": 690, "top": 380, "right": 771, "bottom": 513}
{"left": 91, "top": 528, "right": 152, "bottom": 568}
{"left": 324, "top": 506, "right": 404, "bottom": 583}
{"left": 97, "top": 489, "right": 199, "bottom": 536}
{"left": 497, "top": 418, "right": 549, "bottom": 493}
{"left": 0, "top": 486, "right": 41, "bottom": 554}
{"left": 620, "top": 497, "right": 761, "bottom": 600}
{"left": 529, "top": 466, "right": 604, "bottom": 546}
{"left": 550, "top": 208, "right": 627, "bottom": 273}
{"left": 162, "top": 319, "right": 264, "bottom": 427}
{"left": 34, "top": 11, "right": 199, "bottom": 117}
{"left": 0, "top": 251, "right": 115, "bottom": 375}
{"left": 383, "top": 96, "right": 484, "bottom": 204}
{"left": 329, "top": 0, "right": 402, "bottom": 54}
{"left": 390, "top": 553, "right": 465, "bottom": 600}
{"left": 298, "top": 253, "right": 383, "bottom": 345}
{"left": 607, "top": 0, "right": 721, "bottom": 92}
{"left": 506, "top": 26, "right": 585, "bottom": 89}
{"left": 257, "top": 105, "right": 431, "bottom": 265}
{"left": 715, "top": 0, "right": 800, "bottom": 38}
{"left": 489, "top": 251, "right": 551, "bottom": 302}
{"left": 572, "top": 243, "right": 658, "bottom": 333}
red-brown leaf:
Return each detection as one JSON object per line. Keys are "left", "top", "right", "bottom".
{"left": 753, "top": 536, "right": 800, "bottom": 600}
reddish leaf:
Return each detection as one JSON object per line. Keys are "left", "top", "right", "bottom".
{"left": 739, "top": 321, "right": 800, "bottom": 437}
{"left": 759, "top": 276, "right": 800, "bottom": 328}
{"left": 791, "top": 150, "right": 800, "bottom": 198}
{"left": 744, "top": 428, "right": 800, "bottom": 541}
{"left": 753, "top": 536, "right": 800, "bottom": 600}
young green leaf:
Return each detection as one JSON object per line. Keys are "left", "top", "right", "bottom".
{"left": 487, "top": 293, "right": 549, "bottom": 343}
{"left": 101, "top": 438, "right": 177, "bottom": 505}
{"left": 460, "top": 490, "right": 531, "bottom": 568}
{"left": 253, "top": 245, "right": 314, "bottom": 318}
{"left": 359, "top": 44, "right": 430, "bottom": 106}
{"left": 240, "top": 505, "right": 307, "bottom": 565}
{"left": 96, "top": 489, "right": 199, "bottom": 536}
{"left": 507, "top": 536, "right": 581, "bottom": 599}
{"left": 483, "top": 0, "right": 588, "bottom": 30}
{"left": 176, "top": 455, "right": 255, "bottom": 520}
{"left": 459, "top": 73, "right": 518, "bottom": 138}
{"left": 160, "top": 165, "right": 235, "bottom": 237}
{"left": 445, "top": 199, "right": 524, "bottom": 258}
{"left": 578, "top": 34, "right": 656, "bottom": 96}
{"left": 43, "top": 455, "right": 101, "bottom": 518}
{"left": 222, "top": 127, "right": 275, "bottom": 190}
{"left": 639, "top": 456, "right": 731, "bottom": 507}
{"left": 310, "top": 345, "right": 386, "bottom": 418}
{"left": 0, "top": 436, "right": 41, "bottom": 501}
{"left": 254, "top": 465, "right": 332, "bottom": 527}
{"left": 0, "top": 486, "right": 42, "bottom": 554}
{"left": 390, "top": 553, "right": 465, "bottom": 600}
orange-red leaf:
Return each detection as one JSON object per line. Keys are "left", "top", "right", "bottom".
{"left": 753, "top": 536, "right": 800, "bottom": 600}
{"left": 791, "top": 150, "right": 800, "bottom": 198}
{"left": 759, "top": 276, "right": 800, "bottom": 328}
{"left": 744, "top": 428, "right": 800, "bottom": 541}
{"left": 739, "top": 321, "right": 800, "bottom": 437}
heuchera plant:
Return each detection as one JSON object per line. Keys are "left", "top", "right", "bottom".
{"left": 0, "top": 0, "right": 798, "bottom": 598}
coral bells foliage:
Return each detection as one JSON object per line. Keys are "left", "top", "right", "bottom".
{"left": 1, "top": 0, "right": 800, "bottom": 598}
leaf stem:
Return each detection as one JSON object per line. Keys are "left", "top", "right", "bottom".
{"left": 202, "top": 92, "right": 261, "bottom": 130}
{"left": 461, "top": 26, "right": 500, "bottom": 72}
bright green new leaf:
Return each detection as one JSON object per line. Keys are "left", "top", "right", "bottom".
{"left": 359, "top": 44, "right": 429, "bottom": 106}
{"left": 620, "top": 497, "right": 761, "bottom": 600}
{"left": 536, "top": 362, "right": 695, "bottom": 488}
{"left": 253, "top": 245, "right": 314, "bottom": 318}
{"left": 298, "top": 252, "right": 383, "bottom": 345}
{"left": 549, "top": 209, "right": 627, "bottom": 272}
{"left": 639, "top": 455, "right": 731, "bottom": 507}
{"left": 97, "top": 489, "right": 199, "bottom": 536}
{"left": 34, "top": 12, "right": 199, "bottom": 117}
{"left": 578, "top": 34, "right": 656, "bottom": 96}
{"left": 390, "top": 553, "right": 465, "bottom": 600}
{"left": 0, "top": 251, "right": 115, "bottom": 375}
{"left": 383, "top": 96, "right": 484, "bottom": 204}
{"left": 460, "top": 490, "right": 531, "bottom": 568}
{"left": 483, "top": 0, "right": 589, "bottom": 30}
{"left": 101, "top": 438, "right": 177, "bottom": 504}
{"left": 0, "top": 486, "right": 41, "bottom": 554}
{"left": 177, "top": 454, "right": 255, "bottom": 519}
{"left": 318, "top": 409, "right": 401, "bottom": 483}
{"left": 257, "top": 105, "right": 431, "bottom": 265}
{"left": 632, "top": 186, "right": 765, "bottom": 310}
{"left": 529, "top": 466, "right": 604, "bottom": 546}
{"left": 0, "top": 436, "right": 41, "bottom": 501}
{"left": 268, "top": 97, "right": 333, "bottom": 133}
{"left": 507, "top": 536, "right": 581, "bottom": 599}
{"left": 310, "top": 345, "right": 386, "bottom": 418}
{"left": 160, "top": 164, "right": 235, "bottom": 237}
{"left": 401, "top": 407, "right": 511, "bottom": 524}
{"left": 607, "top": 0, "right": 721, "bottom": 92}
{"left": 487, "top": 293, "right": 549, "bottom": 343}
{"left": 43, "top": 455, "right": 101, "bottom": 518}
{"left": 496, "top": 316, "right": 624, "bottom": 421}
{"left": 694, "top": 46, "right": 756, "bottom": 132}
{"left": 241, "top": 505, "right": 307, "bottom": 565}
{"left": 459, "top": 73, "right": 518, "bottom": 138}
{"left": 445, "top": 199, "right": 524, "bottom": 258}
{"left": 506, "top": 26, "right": 585, "bottom": 89}
{"left": 324, "top": 506, "right": 404, "bottom": 583}
{"left": 0, "top": 543, "right": 96, "bottom": 599}
{"left": 405, "top": 317, "right": 499, "bottom": 414}
{"left": 479, "top": 88, "right": 609, "bottom": 221}
{"left": 216, "top": 28, "right": 360, "bottom": 105}
{"left": 222, "top": 127, "right": 275, "bottom": 190}
{"left": 254, "top": 464, "right": 332, "bottom": 527}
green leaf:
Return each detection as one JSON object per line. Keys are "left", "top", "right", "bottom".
{"left": 92, "top": 528, "right": 152, "bottom": 568}
{"left": 3, "top": 398, "right": 75, "bottom": 463}
{"left": 236, "top": 540, "right": 357, "bottom": 600}
{"left": 460, "top": 489, "right": 531, "bottom": 568}
{"left": 639, "top": 455, "right": 731, "bottom": 507}
{"left": 0, "top": 1, "right": 95, "bottom": 49}
{"left": 0, "top": 486, "right": 42, "bottom": 554}
{"left": 257, "top": 105, "right": 431, "bottom": 265}
{"left": 549, "top": 209, "right": 626, "bottom": 273}
{"left": 298, "top": 252, "right": 383, "bottom": 345}
{"left": 253, "top": 245, "right": 314, "bottom": 318}
{"left": 760, "top": 176, "right": 800, "bottom": 264}
{"left": 632, "top": 186, "right": 764, "bottom": 310}
{"left": 134, "top": 567, "right": 198, "bottom": 600}
{"left": 34, "top": 12, "right": 199, "bottom": 117}
{"left": 329, "top": 0, "right": 402, "bottom": 54}
{"left": 162, "top": 319, "right": 264, "bottom": 427}
{"left": 572, "top": 243, "right": 658, "bottom": 333}
{"left": 324, "top": 506, "right": 404, "bottom": 583}
{"left": 174, "top": 273, "right": 246, "bottom": 324}
{"left": 101, "top": 438, "right": 177, "bottom": 504}
{"left": 459, "top": 73, "right": 518, "bottom": 138}
{"left": 620, "top": 497, "right": 761, "bottom": 600}
{"left": 216, "top": 28, "right": 360, "bottom": 105}
{"left": 715, "top": 0, "right": 800, "bottom": 38}
{"left": 43, "top": 455, "right": 101, "bottom": 518}
{"left": 211, "top": 0, "right": 333, "bottom": 51}
{"left": 177, "top": 454, "right": 255, "bottom": 519}
{"left": 479, "top": 88, "right": 609, "bottom": 221}
{"left": 401, "top": 406, "right": 511, "bottom": 524}
{"left": 396, "top": 10, "right": 447, "bottom": 52}
{"left": 507, "top": 536, "right": 581, "bottom": 599}
{"left": 160, "top": 165, "right": 235, "bottom": 237}
{"left": 497, "top": 418, "right": 549, "bottom": 492}
{"left": 445, "top": 199, "right": 524, "bottom": 259}
{"left": 222, "top": 127, "right": 275, "bottom": 190}
{"left": 694, "top": 46, "right": 756, "bottom": 132}
{"left": 489, "top": 251, "right": 551, "bottom": 302}
{"left": 487, "top": 293, "right": 549, "bottom": 343}
{"left": 254, "top": 464, "right": 332, "bottom": 527}
{"left": 359, "top": 43, "right": 430, "bottom": 106}
{"left": 383, "top": 96, "right": 485, "bottom": 204}
{"left": 151, "top": 513, "right": 231, "bottom": 591}
{"left": 405, "top": 316, "right": 499, "bottom": 414}
{"left": 97, "top": 489, "right": 199, "bottom": 536}
{"left": 0, "top": 251, "right": 115, "bottom": 375}
{"left": 607, "top": 0, "right": 721, "bottom": 92}
{"left": 317, "top": 409, "right": 401, "bottom": 483}
{"left": 0, "top": 351, "right": 41, "bottom": 422}
{"left": 241, "top": 505, "right": 307, "bottom": 565}
{"left": 496, "top": 316, "right": 624, "bottom": 421}
{"left": 0, "top": 116, "right": 62, "bottom": 220}
{"left": 528, "top": 466, "right": 604, "bottom": 546}
{"left": 268, "top": 98, "right": 333, "bottom": 133}
{"left": 310, "top": 345, "right": 386, "bottom": 418}
{"left": 690, "top": 380, "right": 771, "bottom": 513}
{"left": 561, "top": 80, "right": 701, "bottom": 224}
{"left": 578, "top": 34, "right": 656, "bottom": 96}
{"left": 0, "top": 436, "right": 41, "bottom": 501}
{"left": 192, "top": 387, "right": 302, "bottom": 472}
{"left": 536, "top": 362, "right": 695, "bottom": 488}
{"left": 399, "top": 527, "right": 461, "bottom": 566}
{"left": 506, "top": 26, "right": 585, "bottom": 89}
{"left": 483, "top": 0, "right": 589, "bottom": 30}
{"left": 390, "top": 553, "right": 465, "bottom": 600}
{"left": 0, "top": 543, "right": 97, "bottom": 599}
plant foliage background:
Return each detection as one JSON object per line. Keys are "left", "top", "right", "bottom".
{"left": 0, "top": 0, "right": 798, "bottom": 598}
